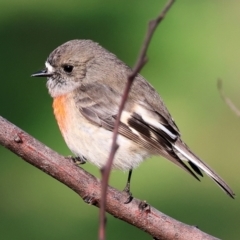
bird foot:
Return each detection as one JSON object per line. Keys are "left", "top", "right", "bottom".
{"left": 123, "top": 184, "right": 133, "bottom": 204}
{"left": 67, "top": 155, "right": 87, "bottom": 165}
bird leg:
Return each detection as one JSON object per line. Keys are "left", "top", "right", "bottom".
{"left": 123, "top": 169, "right": 133, "bottom": 204}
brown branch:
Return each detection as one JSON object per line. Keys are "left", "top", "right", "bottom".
{"left": 0, "top": 115, "right": 219, "bottom": 240}
{"left": 99, "top": 1, "right": 176, "bottom": 239}
{"left": 217, "top": 79, "right": 240, "bottom": 117}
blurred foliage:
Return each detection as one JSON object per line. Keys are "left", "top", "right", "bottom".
{"left": 0, "top": 0, "right": 240, "bottom": 239}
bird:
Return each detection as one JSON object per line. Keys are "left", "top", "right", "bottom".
{"left": 32, "top": 39, "right": 234, "bottom": 199}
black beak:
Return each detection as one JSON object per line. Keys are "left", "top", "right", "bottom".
{"left": 31, "top": 69, "right": 52, "bottom": 77}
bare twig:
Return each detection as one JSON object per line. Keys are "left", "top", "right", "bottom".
{"left": 0, "top": 115, "right": 219, "bottom": 240}
{"left": 99, "top": 0, "right": 175, "bottom": 239}
{"left": 217, "top": 79, "right": 240, "bottom": 117}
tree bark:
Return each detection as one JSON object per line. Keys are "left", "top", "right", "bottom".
{"left": 0, "top": 115, "right": 219, "bottom": 240}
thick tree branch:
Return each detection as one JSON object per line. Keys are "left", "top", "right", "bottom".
{"left": 0, "top": 115, "right": 219, "bottom": 240}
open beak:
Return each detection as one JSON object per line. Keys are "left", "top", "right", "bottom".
{"left": 31, "top": 69, "right": 53, "bottom": 77}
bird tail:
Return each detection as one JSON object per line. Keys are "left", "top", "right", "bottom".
{"left": 173, "top": 139, "right": 235, "bottom": 198}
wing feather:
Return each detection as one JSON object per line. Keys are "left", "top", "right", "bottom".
{"left": 74, "top": 83, "right": 201, "bottom": 180}
{"left": 73, "top": 82, "right": 234, "bottom": 198}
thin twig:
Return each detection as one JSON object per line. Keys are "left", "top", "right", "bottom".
{"left": 217, "top": 79, "right": 240, "bottom": 117}
{"left": 0, "top": 115, "right": 219, "bottom": 240}
{"left": 99, "top": 1, "right": 175, "bottom": 239}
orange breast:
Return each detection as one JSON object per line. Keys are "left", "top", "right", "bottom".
{"left": 53, "top": 95, "right": 68, "bottom": 134}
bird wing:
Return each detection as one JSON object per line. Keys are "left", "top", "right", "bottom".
{"left": 75, "top": 82, "right": 234, "bottom": 198}
{"left": 131, "top": 76, "right": 234, "bottom": 198}
{"left": 74, "top": 82, "right": 203, "bottom": 181}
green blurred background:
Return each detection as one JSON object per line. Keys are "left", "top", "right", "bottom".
{"left": 0, "top": 0, "right": 239, "bottom": 239}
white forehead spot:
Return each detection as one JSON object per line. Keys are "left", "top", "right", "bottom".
{"left": 45, "top": 61, "right": 54, "bottom": 73}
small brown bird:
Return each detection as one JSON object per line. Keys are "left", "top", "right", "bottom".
{"left": 32, "top": 39, "right": 234, "bottom": 198}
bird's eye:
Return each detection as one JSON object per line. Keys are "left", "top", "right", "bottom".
{"left": 63, "top": 65, "right": 73, "bottom": 73}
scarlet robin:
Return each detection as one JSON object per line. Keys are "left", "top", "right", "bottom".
{"left": 32, "top": 39, "right": 234, "bottom": 199}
